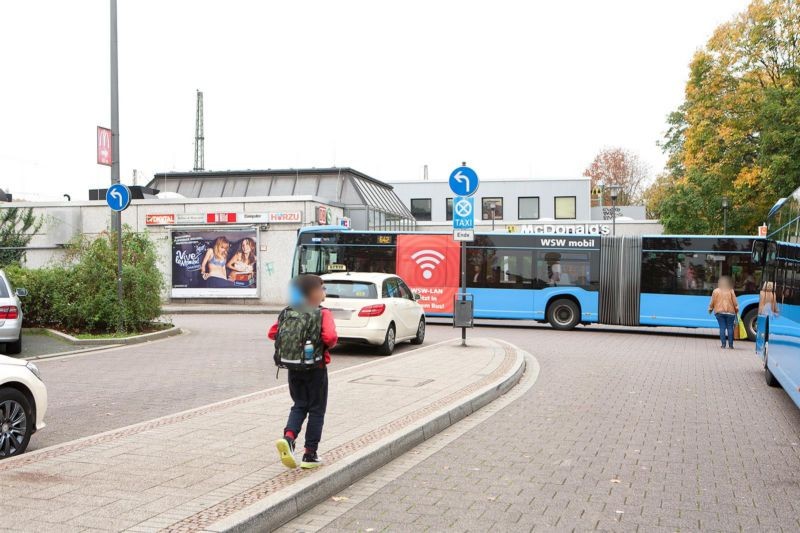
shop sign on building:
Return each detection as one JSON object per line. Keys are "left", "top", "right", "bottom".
{"left": 144, "top": 211, "right": 304, "bottom": 226}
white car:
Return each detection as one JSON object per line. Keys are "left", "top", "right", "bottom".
{"left": 0, "top": 270, "right": 27, "bottom": 355}
{"left": 321, "top": 272, "right": 426, "bottom": 355}
{"left": 0, "top": 354, "right": 46, "bottom": 458}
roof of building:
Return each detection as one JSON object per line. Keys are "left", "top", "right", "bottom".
{"left": 147, "top": 167, "right": 413, "bottom": 220}
{"left": 388, "top": 176, "right": 589, "bottom": 184}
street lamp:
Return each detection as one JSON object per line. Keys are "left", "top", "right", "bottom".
{"left": 722, "top": 196, "right": 730, "bottom": 235}
{"left": 608, "top": 185, "right": 622, "bottom": 237}
{"left": 490, "top": 203, "right": 496, "bottom": 231}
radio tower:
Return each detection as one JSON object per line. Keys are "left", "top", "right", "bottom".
{"left": 193, "top": 89, "right": 205, "bottom": 171}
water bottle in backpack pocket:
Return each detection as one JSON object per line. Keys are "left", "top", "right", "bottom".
{"left": 274, "top": 306, "right": 323, "bottom": 370}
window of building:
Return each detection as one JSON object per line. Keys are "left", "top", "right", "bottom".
{"left": 555, "top": 196, "right": 576, "bottom": 219}
{"left": 410, "top": 198, "right": 432, "bottom": 221}
{"left": 481, "top": 198, "right": 504, "bottom": 220}
{"left": 518, "top": 197, "right": 540, "bottom": 220}
{"left": 446, "top": 198, "right": 453, "bottom": 221}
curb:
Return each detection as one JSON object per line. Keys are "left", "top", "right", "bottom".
{"left": 162, "top": 307, "right": 283, "bottom": 315}
{"left": 208, "top": 341, "right": 527, "bottom": 533}
{"left": 40, "top": 325, "right": 183, "bottom": 346}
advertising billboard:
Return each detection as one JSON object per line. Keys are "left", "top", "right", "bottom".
{"left": 171, "top": 227, "right": 258, "bottom": 298}
{"left": 395, "top": 234, "right": 461, "bottom": 313}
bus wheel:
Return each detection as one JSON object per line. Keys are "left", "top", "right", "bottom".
{"left": 547, "top": 299, "right": 580, "bottom": 330}
{"left": 743, "top": 308, "right": 758, "bottom": 341}
{"left": 764, "top": 347, "right": 781, "bottom": 388}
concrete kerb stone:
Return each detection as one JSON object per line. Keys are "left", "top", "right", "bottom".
{"left": 206, "top": 339, "right": 527, "bottom": 533}
{"left": 39, "top": 325, "right": 183, "bottom": 346}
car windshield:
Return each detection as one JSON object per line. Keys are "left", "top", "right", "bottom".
{"left": 324, "top": 280, "right": 378, "bottom": 299}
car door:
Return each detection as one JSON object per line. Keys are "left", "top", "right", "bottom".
{"left": 382, "top": 277, "right": 408, "bottom": 337}
{"left": 393, "top": 278, "right": 420, "bottom": 338}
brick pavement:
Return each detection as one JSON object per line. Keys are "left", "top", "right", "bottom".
{"left": 30, "top": 314, "right": 454, "bottom": 450}
{"left": 0, "top": 337, "right": 521, "bottom": 532}
{"left": 307, "top": 327, "right": 800, "bottom": 532}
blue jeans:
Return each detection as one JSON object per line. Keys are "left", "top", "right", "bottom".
{"left": 715, "top": 313, "right": 736, "bottom": 347}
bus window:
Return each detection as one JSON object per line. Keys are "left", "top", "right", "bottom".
{"left": 467, "top": 248, "right": 534, "bottom": 289}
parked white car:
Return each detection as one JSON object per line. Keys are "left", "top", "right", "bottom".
{"left": 0, "top": 270, "right": 27, "bottom": 355}
{"left": 321, "top": 272, "right": 426, "bottom": 355}
{"left": 0, "top": 354, "right": 46, "bottom": 458}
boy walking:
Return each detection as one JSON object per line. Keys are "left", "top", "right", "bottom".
{"left": 269, "top": 275, "right": 338, "bottom": 469}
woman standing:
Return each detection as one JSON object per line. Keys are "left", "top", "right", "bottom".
{"left": 708, "top": 276, "right": 739, "bottom": 349}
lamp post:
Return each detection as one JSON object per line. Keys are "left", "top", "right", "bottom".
{"left": 608, "top": 185, "right": 622, "bottom": 237}
{"left": 490, "top": 203, "right": 496, "bottom": 231}
{"left": 722, "top": 196, "right": 729, "bottom": 235}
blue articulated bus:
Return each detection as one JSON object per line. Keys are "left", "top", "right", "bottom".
{"left": 294, "top": 228, "right": 763, "bottom": 338}
{"left": 755, "top": 187, "right": 800, "bottom": 408}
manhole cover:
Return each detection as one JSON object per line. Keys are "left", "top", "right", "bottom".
{"left": 349, "top": 375, "right": 433, "bottom": 388}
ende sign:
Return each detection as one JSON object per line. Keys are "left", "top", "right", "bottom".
{"left": 513, "top": 223, "right": 612, "bottom": 236}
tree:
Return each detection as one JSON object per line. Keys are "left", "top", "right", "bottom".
{"left": 583, "top": 147, "right": 650, "bottom": 206}
{"left": 649, "top": 0, "right": 800, "bottom": 234}
{"left": 0, "top": 207, "right": 41, "bottom": 267}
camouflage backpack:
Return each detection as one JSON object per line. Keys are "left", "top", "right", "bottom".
{"left": 274, "top": 306, "right": 324, "bottom": 371}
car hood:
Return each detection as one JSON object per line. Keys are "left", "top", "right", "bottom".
{"left": 0, "top": 353, "right": 27, "bottom": 366}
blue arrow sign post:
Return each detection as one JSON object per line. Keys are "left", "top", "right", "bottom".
{"left": 449, "top": 165, "right": 479, "bottom": 347}
{"left": 448, "top": 166, "right": 479, "bottom": 197}
{"left": 106, "top": 183, "right": 131, "bottom": 212}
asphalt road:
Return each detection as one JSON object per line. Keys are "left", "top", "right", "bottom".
{"left": 28, "top": 314, "right": 456, "bottom": 450}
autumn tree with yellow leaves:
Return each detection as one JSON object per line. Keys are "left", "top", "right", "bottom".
{"left": 647, "top": 0, "right": 800, "bottom": 234}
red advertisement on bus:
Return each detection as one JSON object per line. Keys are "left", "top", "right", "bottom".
{"left": 396, "top": 234, "right": 461, "bottom": 313}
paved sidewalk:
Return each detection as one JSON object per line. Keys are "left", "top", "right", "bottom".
{"left": 0, "top": 338, "right": 524, "bottom": 533}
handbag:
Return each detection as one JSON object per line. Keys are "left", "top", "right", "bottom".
{"left": 736, "top": 314, "right": 747, "bottom": 340}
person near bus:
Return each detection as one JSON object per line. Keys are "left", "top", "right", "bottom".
{"left": 758, "top": 281, "right": 778, "bottom": 316}
{"left": 708, "top": 276, "right": 739, "bottom": 349}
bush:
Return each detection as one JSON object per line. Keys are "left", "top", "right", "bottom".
{"left": 7, "top": 228, "right": 164, "bottom": 333}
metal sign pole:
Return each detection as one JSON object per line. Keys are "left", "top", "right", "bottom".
{"left": 110, "top": 0, "right": 123, "bottom": 332}
{"left": 461, "top": 240, "right": 466, "bottom": 346}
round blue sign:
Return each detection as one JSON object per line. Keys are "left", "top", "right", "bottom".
{"left": 448, "top": 166, "right": 479, "bottom": 197}
{"left": 106, "top": 183, "right": 132, "bottom": 212}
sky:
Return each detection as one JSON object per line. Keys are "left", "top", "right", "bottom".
{"left": 0, "top": 0, "right": 751, "bottom": 201}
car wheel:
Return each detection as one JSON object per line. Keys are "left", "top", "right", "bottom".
{"left": 6, "top": 335, "right": 22, "bottom": 355}
{"left": 410, "top": 317, "right": 425, "bottom": 345}
{"left": 743, "top": 308, "right": 758, "bottom": 342}
{"left": 764, "top": 345, "right": 781, "bottom": 388}
{"left": 547, "top": 299, "right": 580, "bottom": 330}
{"left": 378, "top": 324, "right": 396, "bottom": 355}
{"left": 0, "top": 388, "right": 32, "bottom": 459}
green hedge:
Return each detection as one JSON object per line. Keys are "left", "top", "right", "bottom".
{"left": 7, "top": 229, "right": 164, "bottom": 333}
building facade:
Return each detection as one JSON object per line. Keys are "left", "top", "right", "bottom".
{"left": 389, "top": 177, "right": 662, "bottom": 236}
{"left": 13, "top": 168, "right": 414, "bottom": 305}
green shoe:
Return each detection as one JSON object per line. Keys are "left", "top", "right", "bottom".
{"left": 275, "top": 438, "right": 297, "bottom": 469}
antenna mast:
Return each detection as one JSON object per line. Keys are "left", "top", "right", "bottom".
{"left": 193, "top": 89, "right": 205, "bottom": 171}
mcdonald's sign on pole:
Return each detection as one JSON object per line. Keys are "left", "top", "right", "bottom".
{"left": 97, "top": 126, "right": 113, "bottom": 166}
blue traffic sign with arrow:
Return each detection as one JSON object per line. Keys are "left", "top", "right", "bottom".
{"left": 448, "top": 166, "right": 479, "bottom": 197}
{"left": 106, "top": 183, "right": 131, "bottom": 212}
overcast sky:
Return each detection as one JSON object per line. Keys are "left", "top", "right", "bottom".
{"left": 0, "top": 0, "right": 750, "bottom": 200}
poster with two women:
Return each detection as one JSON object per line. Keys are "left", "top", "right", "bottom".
{"left": 171, "top": 228, "right": 258, "bottom": 297}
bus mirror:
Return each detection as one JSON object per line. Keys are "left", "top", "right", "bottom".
{"left": 752, "top": 241, "right": 765, "bottom": 265}
{"left": 767, "top": 242, "right": 778, "bottom": 262}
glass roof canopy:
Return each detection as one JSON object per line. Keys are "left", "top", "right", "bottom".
{"left": 148, "top": 168, "right": 415, "bottom": 231}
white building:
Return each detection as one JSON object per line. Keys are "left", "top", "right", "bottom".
{"left": 388, "top": 177, "right": 662, "bottom": 236}
{"left": 12, "top": 168, "right": 415, "bottom": 305}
